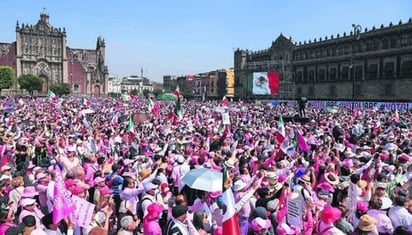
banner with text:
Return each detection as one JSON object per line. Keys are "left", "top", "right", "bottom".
{"left": 279, "top": 100, "right": 412, "bottom": 111}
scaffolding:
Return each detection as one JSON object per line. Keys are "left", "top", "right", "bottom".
{"left": 237, "top": 60, "right": 295, "bottom": 100}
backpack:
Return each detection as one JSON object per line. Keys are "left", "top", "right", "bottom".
{"left": 136, "top": 196, "right": 153, "bottom": 221}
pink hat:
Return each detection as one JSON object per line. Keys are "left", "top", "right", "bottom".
{"left": 380, "top": 152, "right": 389, "bottom": 161}
{"left": 208, "top": 191, "right": 221, "bottom": 199}
{"left": 342, "top": 158, "right": 353, "bottom": 169}
{"left": 320, "top": 205, "right": 341, "bottom": 223}
{"left": 123, "top": 159, "right": 134, "bottom": 166}
{"left": 99, "top": 186, "right": 113, "bottom": 196}
{"left": 94, "top": 177, "right": 105, "bottom": 185}
{"left": 160, "top": 183, "right": 170, "bottom": 194}
{"left": 278, "top": 174, "right": 287, "bottom": 183}
{"left": 65, "top": 179, "right": 77, "bottom": 189}
{"left": 250, "top": 217, "right": 271, "bottom": 232}
{"left": 21, "top": 186, "right": 39, "bottom": 198}
{"left": 398, "top": 153, "right": 410, "bottom": 163}
{"left": 71, "top": 186, "right": 85, "bottom": 196}
{"left": 316, "top": 182, "right": 335, "bottom": 193}
{"left": 356, "top": 201, "right": 369, "bottom": 213}
{"left": 146, "top": 203, "right": 164, "bottom": 218}
{"left": 277, "top": 223, "right": 298, "bottom": 235}
{"left": 36, "top": 172, "right": 48, "bottom": 180}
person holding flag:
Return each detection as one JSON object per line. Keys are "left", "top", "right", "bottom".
{"left": 221, "top": 165, "right": 241, "bottom": 235}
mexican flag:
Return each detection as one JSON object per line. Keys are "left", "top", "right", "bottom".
{"left": 220, "top": 96, "right": 228, "bottom": 106}
{"left": 127, "top": 115, "right": 134, "bottom": 133}
{"left": 222, "top": 166, "right": 240, "bottom": 235}
{"left": 275, "top": 116, "right": 285, "bottom": 144}
{"left": 121, "top": 93, "right": 131, "bottom": 102}
{"left": 174, "top": 85, "right": 181, "bottom": 98}
{"left": 48, "top": 91, "right": 57, "bottom": 100}
{"left": 148, "top": 98, "right": 160, "bottom": 116}
{"left": 174, "top": 96, "right": 182, "bottom": 120}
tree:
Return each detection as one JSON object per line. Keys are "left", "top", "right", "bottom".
{"left": 49, "top": 83, "right": 70, "bottom": 96}
{"left": 130, "top": 89, "right": 138, "bottom": 95}
{"left": 0, "top": 66, "right": 14, "bottom": 90}
{"left": 18, "top": 74, "right": 44, "bottom": 96}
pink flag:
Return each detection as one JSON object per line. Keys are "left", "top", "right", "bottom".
{"left": 296, "top": 130, "right": 310, "bottom": 152}
{"left": 53, "top": 167, "right": 76, "bottom": 224}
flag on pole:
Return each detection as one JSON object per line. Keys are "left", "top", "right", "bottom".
{"left": 174, "top": 85, "right": 181, "bottom": 98}
{"left": 222, "top": 165, "right": 241, "bottom": 235}
{"left": 127, "top": 115, "right": 135, "bottom": 133}
{"left": 111, "top": 113, "right": 119, "bottom": 126}
{"left": 220, "top": 96, "right": 229, "bottom": 106}
{"left": 275, "top": 116, "right": 286, "bottom": 144}
{"left": 174, "top": 97, "right": 182, "bottom": 120}
{"left": 121, "top": 93, "right": 131, "bottom": 102}
{"left": 48, "top": 91, "right": 57, "bottom": 100}
{"left": 148, "top": 97, "right": 160, "bottom": 116}
{"left": 392, "top": 110, "right": 400, "bottom": 123}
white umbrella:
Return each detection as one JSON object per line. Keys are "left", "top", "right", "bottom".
{"left": 181, "top": 167, "right": 223, "bottom": 192}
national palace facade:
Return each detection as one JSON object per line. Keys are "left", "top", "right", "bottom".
{"left": 0, "top": 11, "right": 109, "bottom": 96}
{"left": 234, "top": 18, "right": 412, "bottom": 101}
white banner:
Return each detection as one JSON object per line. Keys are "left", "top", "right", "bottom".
{"left": 70, "top": 195, "right": 96, "bottom": 228}
{"left": 287, "top": 193, "right": 303, "bottom": 228}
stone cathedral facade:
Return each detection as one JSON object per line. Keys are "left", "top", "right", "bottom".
{"left": 0, "top": 11, "right": 109, "bottom": 96}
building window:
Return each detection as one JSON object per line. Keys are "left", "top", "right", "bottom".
{"left": 355, "top": 65, "right": 363, "bottom": 80}
{"left": 384, "top": 62, "right": 395, "bottom": 77}
{"left": 402, "top": 60, "right": 412, "bottom": 76}
{"left": 401, "top": 35, "right": 409, "bottom": 46}
{"left": 308, "top": 70, "right": 315, "bottom": 83}
{"left": 372, "top": 40, "right": 379, "bottom": 50}
{"left": 368, "top": 64, "right": 378, "bottom": 79}
{"left": 296, "top": 71, "right": 303, "bottom": 83}
{"left": 382, "top": 39, "right": 389, "bottom": 49}
{"left": 355, "top": 84, "right": 362, "bottom": 96}
{"left": 328, "top": 68, "right": 337, "bottom": 81}
{"left": 318, "top": 69, "right": 325, "bottom": 81}
{"left": 341, "top": 67, "right": 349, "bottom": 80}
{"left": 390, "top": 38, "right": 397, "bottom": 48}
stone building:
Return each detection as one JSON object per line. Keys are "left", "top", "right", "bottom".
{"left": 234, "top": 18, "right": 412, "bottom": 101}
{"left": 0, "top": 11, "right": 108, "bottom": 96}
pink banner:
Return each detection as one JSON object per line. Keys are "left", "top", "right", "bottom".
{"left": 53, "top": 167, "right": 76, "bottom": 224}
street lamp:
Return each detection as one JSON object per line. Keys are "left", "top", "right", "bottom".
{"left": 351, "top": 24, "right": 362, "bottom": 112}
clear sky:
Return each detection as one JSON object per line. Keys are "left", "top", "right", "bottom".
{"left": 1, "top": 0, "right": 411, "bottom": 82}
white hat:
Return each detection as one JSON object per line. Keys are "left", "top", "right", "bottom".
{"left": 94, "top": 211, "right": 106, "bottom": 226}
{"left": 0, "top": 165, "right": 11, "bottom": 172}
{"left": 143, "top": 182, "right": 158, "bottom": 192}
{"left": 175, "top": 155, "right": 185, "bottom": 164}
{"left": 67, "top": 146, "right": 76, "bottom": 152}
{"left": 233, "top": 180, "right": 247, "bottom": 192}
{"left": 265, "top": 171, "right": 278, "bottom": 180}
{"left": 20, "top": 198, "right": 36, "bottom": 207}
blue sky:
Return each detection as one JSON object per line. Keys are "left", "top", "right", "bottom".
{"left": 1, "top": 0, "right": 411, "bottom": 82}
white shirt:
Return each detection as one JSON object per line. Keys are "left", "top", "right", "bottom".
{"left": 388, "top": 206, "right": 412, "bottom": 230}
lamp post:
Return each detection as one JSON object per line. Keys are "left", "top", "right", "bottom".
{"left": 351, "top": 24, "right": 362, "bottom": 112}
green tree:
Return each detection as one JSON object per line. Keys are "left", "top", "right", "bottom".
{"left": 18, "top": 74, "right": 44, "bottom": 96}
{"left": 49, "top": 83, "right": 70, "bottom": 96}
{"left": 130, "top": 89, "right": 138, "bottom": 95}
{"left": 0, "top": 66, "right": 14, "bottom": 90}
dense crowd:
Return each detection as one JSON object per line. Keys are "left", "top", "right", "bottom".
{"left": 0, "top": 96, "right": 410, "bottom": 235}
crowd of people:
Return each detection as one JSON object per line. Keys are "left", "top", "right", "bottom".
{"left": 0, "top": 95, "right": 410, "bottom": 235}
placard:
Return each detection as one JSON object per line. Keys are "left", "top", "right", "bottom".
{"left": 287, "top": 192, "right": 303, "bottom": 228}
{"left": 70, "top": 195, "right": 96, "bottom": 228}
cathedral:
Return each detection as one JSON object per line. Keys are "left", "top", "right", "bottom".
{"left": 0, "top": 10, "right": 109, "bottom": 96}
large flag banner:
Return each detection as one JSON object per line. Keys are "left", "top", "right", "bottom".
{"left": 222, "top": 166, "right": 240, "bottom": 235}
{"left": 53, "top": 167, "right": 76, "bottom": 224}
{"left": 175, "top": 97, "right": 182, "bottom": 120}
{"left": 252, "top": 71, "right": 280, "bottom": 95}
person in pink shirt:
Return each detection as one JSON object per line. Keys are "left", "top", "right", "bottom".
{"left": 0, "top": 205, "right": 14, "bottom": 235}
{"left": 18, "top": 198, "right": 44, "bottom": 229}
{"left": 143, "top": 203, "right": 163, "bottom": 235}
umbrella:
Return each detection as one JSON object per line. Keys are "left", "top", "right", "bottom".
{"left": 181, "top": 168, "right": 223, "bottom": 192}
{"left": 158, "top": 93, "right": 178, "bottom": 101}
{"left": 80, "top": 108, "right": 95, "bottom": 115}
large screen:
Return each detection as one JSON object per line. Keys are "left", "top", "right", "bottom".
{"left": 252, "top": 71, "right": 280, "bottom": 95}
